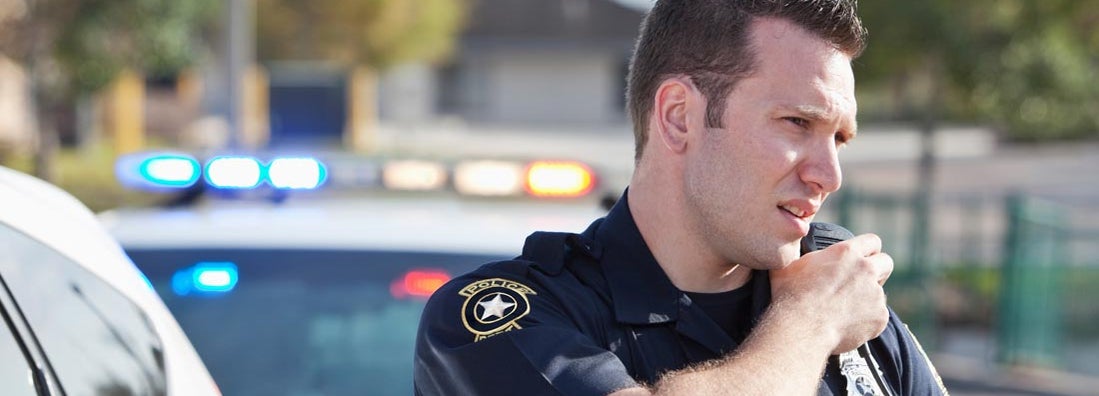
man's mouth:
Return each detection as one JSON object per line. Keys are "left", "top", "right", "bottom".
{"left": 780, "top": 204, "right": 808, "bottom": 218}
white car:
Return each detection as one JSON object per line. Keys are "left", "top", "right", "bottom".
{"left": 99, "top": 152, "right": 608, "bottom": 395}
{"left": 0, "top": 166, "right": 220, "bottom": 395}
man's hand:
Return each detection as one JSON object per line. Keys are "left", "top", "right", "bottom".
{"left": 612, "top": 234, "right": 897, "bottom": 396}
{"left": 769, "top": 233, "right": 894, "bottom": 354}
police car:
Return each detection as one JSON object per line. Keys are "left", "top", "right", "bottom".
{"left": 99, "top": 152, "right": 608, "bottom": 395}
{"left": 0, "top": 165, "right": 219, "bottom": 395}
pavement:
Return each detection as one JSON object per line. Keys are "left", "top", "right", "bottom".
{"left": 937, "top": 353, "right": 1099, "bottom": 395}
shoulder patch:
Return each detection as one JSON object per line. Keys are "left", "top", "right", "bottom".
{"left": 459, "top": 278, "right": 537, "bottom": 341}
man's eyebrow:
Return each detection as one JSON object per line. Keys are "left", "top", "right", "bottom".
{"left": 780, "top": 104, "right": 858, "bottom": 136}
{"left": 787, "top": 104, "right": 829, "bottom": 121}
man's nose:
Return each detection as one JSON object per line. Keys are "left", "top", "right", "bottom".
{"left": 799, "top": 139, "right": 842, "bottom": 194}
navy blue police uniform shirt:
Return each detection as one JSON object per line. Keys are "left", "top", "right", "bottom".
{"left": 414, "top": 193, "right": 948, "bottom": 395}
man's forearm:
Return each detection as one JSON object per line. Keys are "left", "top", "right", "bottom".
{"left": 647, "top": 299, "right": 835, "bottom": 395}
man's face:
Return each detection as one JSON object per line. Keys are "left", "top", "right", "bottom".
{"left": 683, "top": 18, "right": 857, "bottom": 270}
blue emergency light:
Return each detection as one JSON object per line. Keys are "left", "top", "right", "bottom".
{"left": 172, "top": 262, "right": 239, "bottom": 296}
{"left": 141, "top": 155, "right": 200, "bottom": 187}
{"left": 116, "top": 152, "right": 202, "bottom": 190}
{"left": 116, "top": 151, "right": 595, "bottom": 199}
{"left": 204, "top": 156, "right": 263, "bottom": 189}
{"left": 268, "top": 157, "right": 327, "bottom": 189}
{"left": 120, "top": 153, "right": 330, "bottom": 191}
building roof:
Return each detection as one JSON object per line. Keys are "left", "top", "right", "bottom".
{"left": 463, "top": 0, "right": 645, "bottom": 44}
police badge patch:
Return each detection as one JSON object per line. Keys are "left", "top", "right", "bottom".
{"left": 459, "top": 278, "right": 537, "bottom": 341}
{"left": 839, "top": 350, "right": 887, "bottom": 396}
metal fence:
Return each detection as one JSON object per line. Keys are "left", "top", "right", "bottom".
{"left": 820, "top": 188, "right": 1099, "bottom": 375}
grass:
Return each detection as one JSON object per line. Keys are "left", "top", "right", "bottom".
{"left": 2, "top": 143, "right": 160, "bottom": 212}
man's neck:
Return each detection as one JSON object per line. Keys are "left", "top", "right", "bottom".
{"left": 627, "top": 173, "right": 753, "bottom": 293}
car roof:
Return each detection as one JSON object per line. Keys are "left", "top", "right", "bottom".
{"left": 0, "top": 166, "right": 154, "bottom": 297}
{"left": 101, "top": 195, "right": 609, "bottom": 255}
{"left": 0, "top": 166, "right": 220, "bottom": 395}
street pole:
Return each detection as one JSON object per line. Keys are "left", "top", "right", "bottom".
{"left": 224, "top": 0, "right": 254, "bottom": 149}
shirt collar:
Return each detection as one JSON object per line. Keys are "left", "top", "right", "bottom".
{"left": 582, "top": 191, "right": 774, "bottom": 326}
{"left": 583, "top": 191, "right": 681, "bottom": 325}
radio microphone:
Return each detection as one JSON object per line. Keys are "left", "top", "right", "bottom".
{"left": 800, "top": 222, "right": 894, "bottom": 396}
{"left": 800, "top": 222, "right": 855, "bottom": 255}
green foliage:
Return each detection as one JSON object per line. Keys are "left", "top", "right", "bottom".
{"left": 1, "top": 142, "right": 162, "bottom": 212}
{"left": 1, "top": 0, "right": 219, "bottom": 98}
{"left": 856, "top": 1, "right": 1099, "bottom": 141}
{"left": 972, "top": 24, "right": 1099, "bottom": 140}
{"left": 256, "top": 0, "right": 468, "bottom": 69}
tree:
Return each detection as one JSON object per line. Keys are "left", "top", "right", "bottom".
{"left": 857, "top": 0, "right": 1099, "bottom": 141}
{"left": 0, "top": 0, "right": 219, "bottom": 180}
{"left": 255, "top": 0, "right": 468, "bottom": 151}
{"left": 965, "top": 1, "right": 1099, "bottom": 141}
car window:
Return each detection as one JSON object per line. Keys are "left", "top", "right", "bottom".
{"left": 0, "top": 223, "right": 167, "bottom": 396}
{"left": 0, "top": 307, "right": 37, "bottom": 396}
{"left": 128, "top": 248, "right": 506, "bottom": 396}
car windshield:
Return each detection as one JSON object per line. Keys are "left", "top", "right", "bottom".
{"left": 127, "top": 248, "right": 507, "bottom": 396}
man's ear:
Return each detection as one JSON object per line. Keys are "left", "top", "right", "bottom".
{"left": 652, "top": 77, "right": 698, "bottom": 154}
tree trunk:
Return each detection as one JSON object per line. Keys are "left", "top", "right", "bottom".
{"left": 346, "top": 66, "right": 379, "bottom": 153}
{"left": 241, "top": 65, "right": 270, "bottom": 148}
{"left": 29, "top": 67, "right": 59, "bottom": 182}
{"left": 32, "top": 119, "right": 59, "bottom": 182}
{"left": 110, "top": 69, "right": 146, "bottom": 155}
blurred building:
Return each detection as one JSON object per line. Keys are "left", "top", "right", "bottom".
{"left": 248, "top": 0, "right": 645, "bottom": 150}
{"left": 428, "top": 0, "right": 643, "bottom": 126}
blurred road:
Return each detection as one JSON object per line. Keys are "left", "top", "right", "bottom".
{"left": 938, "top": 353, "right": 1099, "bottom": 396}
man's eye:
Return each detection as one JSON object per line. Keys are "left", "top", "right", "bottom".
{"left": 835, "top": 132, "right": 851, "bottom": 145}
{"left": 784, "top": 117, "right": 809, "bottom": 128}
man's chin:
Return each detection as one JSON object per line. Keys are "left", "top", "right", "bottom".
{"left": 776, "top": 243, "right": 802, "bottom": 267}
{"left": 743, "top": 247, "right": 801, "bottom": 271}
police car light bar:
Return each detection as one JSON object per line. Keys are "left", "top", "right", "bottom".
{"left": 119, "top": 152, "right": 329, "bottom": 193}
{"left": 525, "top": 160, "right": 595, "bottom": 198}
{"left": 205, "top": 156, "right": 263, "bottom": 189}
{"left": 382, "top": 160, "right": 448, "bottom": 191}
{"left": 116, "top": 151, "right": 596, "bottom": 199}
{"left": 453, "top": 160, "right": 525, "bottom": 197}
{"left": 116, "top": 152, "right": 201, "bottom": 190}
{"left": 453, "top": 159, "right": 597, "bottom": 198}
{"left": 268, "top": 157, "right": 327, "bottom": 189}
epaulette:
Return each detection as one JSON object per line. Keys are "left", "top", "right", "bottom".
{"left": 519, "top": 231, "right": 602, "bottom": 276}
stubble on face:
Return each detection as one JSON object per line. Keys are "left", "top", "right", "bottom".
{"left": 682, "top": 18, "right": 857, "bottom": 271}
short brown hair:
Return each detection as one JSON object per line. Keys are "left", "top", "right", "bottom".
{"left": 626, "top": 0, "right": 867, "bottom": 160}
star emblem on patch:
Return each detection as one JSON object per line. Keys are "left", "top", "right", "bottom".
{"left": 459, "top": 278, "right": 537, "bottom": 341}
{"left": 477, "top": 293, "right": 517, "bottom": 321}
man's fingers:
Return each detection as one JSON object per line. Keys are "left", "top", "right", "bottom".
{"left": 826, "top": 233, "right": 892, "bottom": 286}
{"left": 843, "top": 233, "right": 883, "bottom": 256}
{"left": 867, "top": 252, "right": 894, "bottom": 286}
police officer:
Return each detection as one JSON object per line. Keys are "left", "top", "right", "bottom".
{"left": 415, "top": 1, "right": 948, "bottom": 395}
